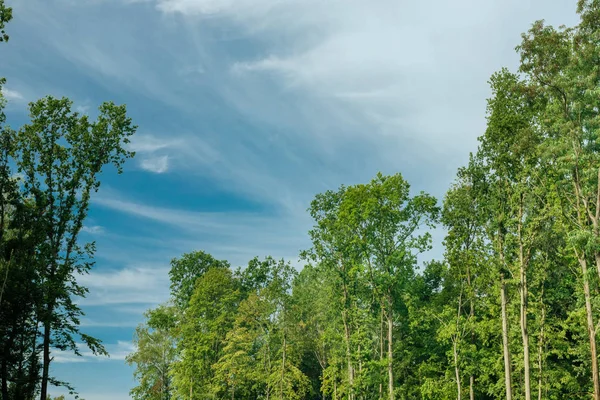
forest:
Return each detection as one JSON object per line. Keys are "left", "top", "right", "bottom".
{"left": 3, "top": 0, "right": 600, "bottom": 399}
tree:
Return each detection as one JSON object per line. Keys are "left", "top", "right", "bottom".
{"left": 516, "top": 3, "right": 600, "bottom": 397}
{"left": 304, "top": 173, "right": 438, "bottom": 400}
{"left": 340, "top": 173, "right": 438, "bottom": 400}
{"left": 14, "top": 97, "right": 136, "bottom": 400}
{"left": 172, "top": 267, "right": 240, "bottom": 399}
{"left": 169, "top": 250, "right": 230, "bottom": 310}
{"left": 126, "top": 304, "right": 178, "bottom": 400}
{"left": 304, "top": 185, "right": 368, "bottom": 399}
{"left": 479, "top": 68, "right": 546, "bottom": 400}
{"left": 439, "top": 169, "right": 488, "bottom": 400}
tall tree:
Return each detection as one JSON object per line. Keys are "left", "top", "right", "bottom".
{"left": 172, "top": 267, "right": 240, "bottom": 399}
{"left": 15, "top": 97, "right": 136, "bottom": 400}
{"left": 480, "top": 68, "right": 545, "bottom": 400}
{"left": 516, "top": 3, "right": 600, "bottom": 397}
{"left": 341, "top": 173, "right": 438, "bottom": 400}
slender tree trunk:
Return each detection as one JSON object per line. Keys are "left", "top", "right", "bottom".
{"left": 387, "top": 295, "right": 394, "bottom": 400}
{"left": 469, "top": 376, "right": 474, "bottom": 400}
{"left": 537, "top": 304, "right": 545, "bottom": 400}
{"left": 26, "top": 319, "right": 39, "bottom": 400}
{"left": 578, "top": 255, "right": 600, "bottom": 400}
{"left": 454, "top": 287, "right": 464, "bottom": 400}
{"left": 467, "top": 264, "right": 475, "bottom": 400}
{"left": 380, "top": 308, "right": 384, "bottom": 400}
{"left": 40, "top": 315, "right": 52, "bottom": 400}
{"left": 453, "top": 338, "right": 462, "bottom": 400}
{"left": 595, "top": 251, "right": 600, "bottom": 283}
{"left": 280, "top": 333, "right": 286, "bottom": 400}
{"left": 342, "top": 282, "right": 354, "bottom": 399}
{"left": 518, "top": 209, "right": 532, "bottom": 400}
{"left": 501, "top": 274, "right": 513, "bottom": 400}
{"left": 334, "top": 378, "right": 337, "bottom": 400}
{"left": 573, "top": 174, "right": 600, "bottom": 399}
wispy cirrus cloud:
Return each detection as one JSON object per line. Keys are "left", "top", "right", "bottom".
{"left": 1, "top": 87, "right": 24, "bottom": 101}
{"left": 52, "top": 341, "right": 135, "bottom": 364}
{"left": 140, "top": 154, "right": 169, "bottom": 173}
{"left": 77, "top": 265, "right": 170, "bottom": 306}
{"left": 82, "top": 225, "right": 105, "bottom": 235}
{"left": 91, "top": 188, "right": 310, "bottom": 262}
{"left": 127, "top": 134, "right": 179, "bottom": 174}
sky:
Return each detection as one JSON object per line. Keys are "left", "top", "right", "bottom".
{"left": 0, "top": 0, "right": 580, "bottom": 399}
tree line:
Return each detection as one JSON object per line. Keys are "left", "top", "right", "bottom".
{"left": 2, "top": 0, "right": 600, "bottom": 399}
{"left": 126, "top": 2, "right": 600, "bottom": 399}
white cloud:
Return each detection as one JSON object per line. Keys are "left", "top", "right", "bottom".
{"left": 77, "top": 265, "right": 170, "bottom": 306}
{"left": 125, "top": 0, "right": 576, "bottom": 206}
{"left": 128, "top": 134, "right": 181, "bottom": 153}
{"left": 140, "top": 154, "right": 169, "bottom": 173}
{"left": 155, "top": 0, "right": 284, "bottom": 15}
{"left": 93, "top": 188, "right": 310, "bottom": 242}
{"left": 128, "top": 135, "right": 174, "bottom": 173}
{"left": 82, "top": 225, "right": 105, "bottom": 234}
{"left": 52, "top": 341, "right": 134, "bottom": 364}
{"left": 80, "top": 319, "right": 139, "bottom": 328}
{"left": 1, "top": 87, "right": 24, "bottom": 101}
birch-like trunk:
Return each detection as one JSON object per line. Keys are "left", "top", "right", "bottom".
{"left": 501, "top": 275, "right": 513, "bottom": 400}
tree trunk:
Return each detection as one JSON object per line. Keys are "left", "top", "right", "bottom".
{"left": 518, "top": 211, "right": 531, "bottom": 400}
{"left": 40, "top": 316, "right": 52, "bottom": 400}
{"left": 467, "top": 263, "right": 475, "bottom": 400}
{"left": 380, "top": 308, "right": 384, "bottom": 400}
{"left": 579, "top": 255, "right": 600, "bottom": 400}
{"left": 280, "top": 333, "right": 286, "bottom": 400}
{"left": 334, "top": 378, "right": 337, "bottom": 400}
{"left": 537, "top": 304, "right": 545, "bottom": 400}
{"left": 342, "top": 282, "right": 354, "bottom": 399}
{"left": 454, "top": 286, "right": 464, "bottom": 400}
{"left": 453, "top": 338, "right": 462, "bottom": 400}
{"left": 469, "top": 376, "right": 474, "bottom": 400}
{"left": 501, "top": 275, "right": 513, "bottom": 400}
{"left": 387, "top": 296, "right": 394, "bottom": 400}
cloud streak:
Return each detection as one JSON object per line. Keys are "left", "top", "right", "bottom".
{"left": 1, "top": 87, "right": 24, "bottom": 101}
{"left": 140, "top": 154, "right": 169, "bottom": 173}
{"left": 52, "top": 341, "right": 135, "bottom": 364}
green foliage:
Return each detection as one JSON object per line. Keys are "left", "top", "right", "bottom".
{"left": 125, "top": 3, "right": 600, "bottom": 400}
{"left": 171, "top": 267, "right": 240, "bottom": 399}
{"left": 126, "top": 305, "right": 177, "bottom": 400}
{"left": 169, "top": 250, "right": 230, "bottom": 309}
{"left": 0, "top": 0, "right": 11, "bottom": 43}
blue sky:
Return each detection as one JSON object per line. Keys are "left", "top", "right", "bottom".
{"left": 0, "top": 0, "right": 578, "bottom": 398}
